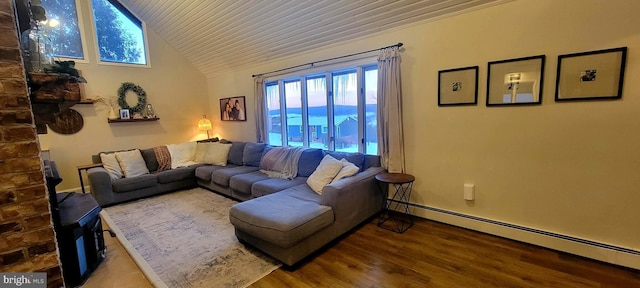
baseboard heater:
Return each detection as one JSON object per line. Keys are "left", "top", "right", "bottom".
{"left": 390, "top": 199, "right": 640, "bottom": 256}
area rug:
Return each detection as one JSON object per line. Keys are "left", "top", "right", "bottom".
{"left": 102, "top": 188, "right": 281, "bottom": 288}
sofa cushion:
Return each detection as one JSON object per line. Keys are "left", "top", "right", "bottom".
{"left": 167, "top": 142, "right": 198, "bottom": 169}
{"left": 194, "top": 164, "right": 238, "bottom": 182}
{"left": 297, "top": 148, "right": 323, "bottom": 177}
{"left": 140, "top": 148, "right": 158, "bottom": 172}
{"left": 251, "top": 177, "right": 308, "bottom": 198}
{"left": 307, "top": 154, "right": 343, "bottom": 194}
{"left": 229, "top": 186, "right": 333, "bottom": 248}
{"left": 242, "top": 142, "right": 266, "bottom": 167}
{"left": 229, "top": 171, "right": 270, "bottom": 195}
{"left": 115, "top": 149, "right": 150, "bottom": 178}
{"left": 211, "top": 166, "right": 259, "bottom": 187}
{"left": 228, "top": 142, "right": 246, "bottom": 165}
{"left": 324, "top": 151, "right": 365, "bottom": 172}
{"left": 99, "top": 153, "right": 123, "bottom": 180}
{"left": 155, "top": 165, "right": 198, "bottom": 184}
{"left": 112, "top": 174, "right": 157, "bottom": 193}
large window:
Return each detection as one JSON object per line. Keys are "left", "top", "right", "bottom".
{"left": 91, "top": 0, "right": 147, "bottom": 65}
{"left": 265, "top": 65, "right": 378, "bottom": 154}
{"left": 41, "top": 0, "right": 86, "bottom": 59}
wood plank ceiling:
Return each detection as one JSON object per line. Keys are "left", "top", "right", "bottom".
{"left": 120, "top": 0, "right": 507, "bottom": 78}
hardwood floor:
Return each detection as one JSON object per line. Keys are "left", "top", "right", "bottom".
{"left": 84, "top": 215, "right": 640, "bottom": 287}
{"left": 251, "top": 216, "right": 640, "bottom": 288}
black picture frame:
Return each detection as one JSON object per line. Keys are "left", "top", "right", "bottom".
{"left": 555, "top": 47, "right": 627, "bottom": 101}
{"left": 220, "top": 96, "right": 247, "bottom": 121}
{"left": 486, "top": 55, "right": 545, "bottom": 106}
{"left": 438, "top": 66, "right": 478, "bottom": 106}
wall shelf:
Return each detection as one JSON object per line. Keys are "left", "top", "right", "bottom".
{"left": 107, "top": 118, "right": 160, "bottom": 123}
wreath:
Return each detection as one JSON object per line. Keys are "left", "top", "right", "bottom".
{"left": 117, "top": 82, "right": 147, "bottom": 112}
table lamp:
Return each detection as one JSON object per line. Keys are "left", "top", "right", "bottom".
{"left": 198, "top": 114, "right": 212, "bottom": 139}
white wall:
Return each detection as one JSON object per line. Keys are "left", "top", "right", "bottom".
{"left": 207, "top": 0, "right": 640, "bottom": 258}
{"left": 39, "top": 1, "right": 209, "bottom": 191}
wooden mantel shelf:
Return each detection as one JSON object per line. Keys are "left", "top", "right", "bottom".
{"left": 107, "top": 118, "right": 160, "bottom": 123}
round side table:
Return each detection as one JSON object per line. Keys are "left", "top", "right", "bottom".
{"left": 375, "top": 172, "right": 415, "bottom": 233}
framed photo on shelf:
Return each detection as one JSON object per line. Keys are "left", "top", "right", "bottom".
{"left": 438, "top": 66, "right": 478, "bottom": 106}
{"left": 555, "top": 47, "right": 627, "bottom": 101}
{"left": 486, "top": 55, "right": 545, "bottom": 106}
{"left": 220, "top": 96, "right": 246, "bottom": 121}
{"left": 119, "top": 109, "right": 130, "bottom": 119}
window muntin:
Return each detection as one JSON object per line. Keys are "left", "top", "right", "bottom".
{"left": 40, "top": 0, "right": 85, "bottom": 59}
{"left": 91, "top": 0, "right": 147, "bottom": 65}
{"left": 265, "top": 65, "right": 378, "bottom": 154}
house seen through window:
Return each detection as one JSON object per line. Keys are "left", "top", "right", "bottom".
{"left": 265, "top": 65, "right": 378, "bottom": 155}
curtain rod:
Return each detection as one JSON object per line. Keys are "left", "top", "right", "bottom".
{"left": 252, "top": 42, "right": 403, "bottom": 78}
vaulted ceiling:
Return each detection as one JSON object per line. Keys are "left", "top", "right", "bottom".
{"left": 120, "top": 0, "right": 508, "bottom": 78}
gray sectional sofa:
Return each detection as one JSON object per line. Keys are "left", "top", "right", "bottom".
{"left": 87, "top": 141, "right": 385, "bottom": 266}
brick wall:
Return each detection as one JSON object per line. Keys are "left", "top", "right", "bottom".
{"left": 0, "top": 0, "right": 63, "bottom": 287}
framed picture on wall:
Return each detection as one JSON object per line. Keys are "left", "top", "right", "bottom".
{"left": 119, "top": 109, "right": 130, "bottom": 119}
{"left": 438, "top": 66, "right": 479, "bottom": 106}
{"left": 486, "top": 55, "right": 545, "bottom": 106}
{"left": 220, "top": 96, "right": 247, "bottom": 121}
{"left": 555, "top": 47, "right": 627, "bottom": 101}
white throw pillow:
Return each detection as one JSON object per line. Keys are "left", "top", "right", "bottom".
{"left": 306, "top": 154, "right": 344, "bottom": 194}
{"left": 115, "top": 149, "right": 150, "bottom": 178}
{"left": 196, "top": 142, "right": 232, "bottom": 166}
{"left": 331, "top": 159, "right": 359, "bottom": 183}
{"left": 99, "top": 153, "right": 123, "bottom": 181}
{"left": 167, "top": 141, "right": 198, "bottom": 169}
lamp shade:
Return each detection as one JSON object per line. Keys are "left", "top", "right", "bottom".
{"left": 198, "top": 115, "right": 212, "bottom": 131}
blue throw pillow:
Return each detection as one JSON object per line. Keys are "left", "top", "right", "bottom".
{"left": 243, "top": 142, "right": 266, "bottom": 167}
{"left": 324, "top": 151, "right": 365, "bottom": 172}
{"left": 227, "top": 142, "right": 246, "bottom": 165}
{"left": 297, "top": 148, "right": 323, "bottom": 177}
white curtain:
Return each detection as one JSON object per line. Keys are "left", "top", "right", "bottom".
{"left": 377, "top": 46, "right": 405, "bottom": 173}
{"left": 254, "top": 77, "right": 267, "bottom": 143}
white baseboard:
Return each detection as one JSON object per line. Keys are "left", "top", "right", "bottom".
{"left": 400, "top": 201, "right": 640, "bottom": 270}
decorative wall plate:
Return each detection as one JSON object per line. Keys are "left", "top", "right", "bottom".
{"left": 48, "top": 109, "right": 84, "bottom": 134}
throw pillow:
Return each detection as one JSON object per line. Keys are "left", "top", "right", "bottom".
{"left": 243, "top": 142, "right": 266, "bottom": 167}
{"left": 325, "top": 151, "right": 365, "bottom": 172}
{"left": 306, "top": 154, "right": 344, "bottom": 194}
{"left": 227, "top": 142, "right": 246, "bottom": 165}
{"left": 331, "top": 159, "right": 359, "bottom": 183}
{"left": 99, "top": 153, "right": 123, "bottom": 181}
{"left": 115, "top": 149, "right": 150, "bottom": 178}
{"left": 196, "top": 142, "right": 232, "bottom": 166}
{"left": 167, "top": 141, "right": 198, "bottom": 169}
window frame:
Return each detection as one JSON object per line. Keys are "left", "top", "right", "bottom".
{"left": 263, "top": 63, "right": 378, "bottom": 154}
{"left": 87, "top": 0, "right": 151, "bottom": 68}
